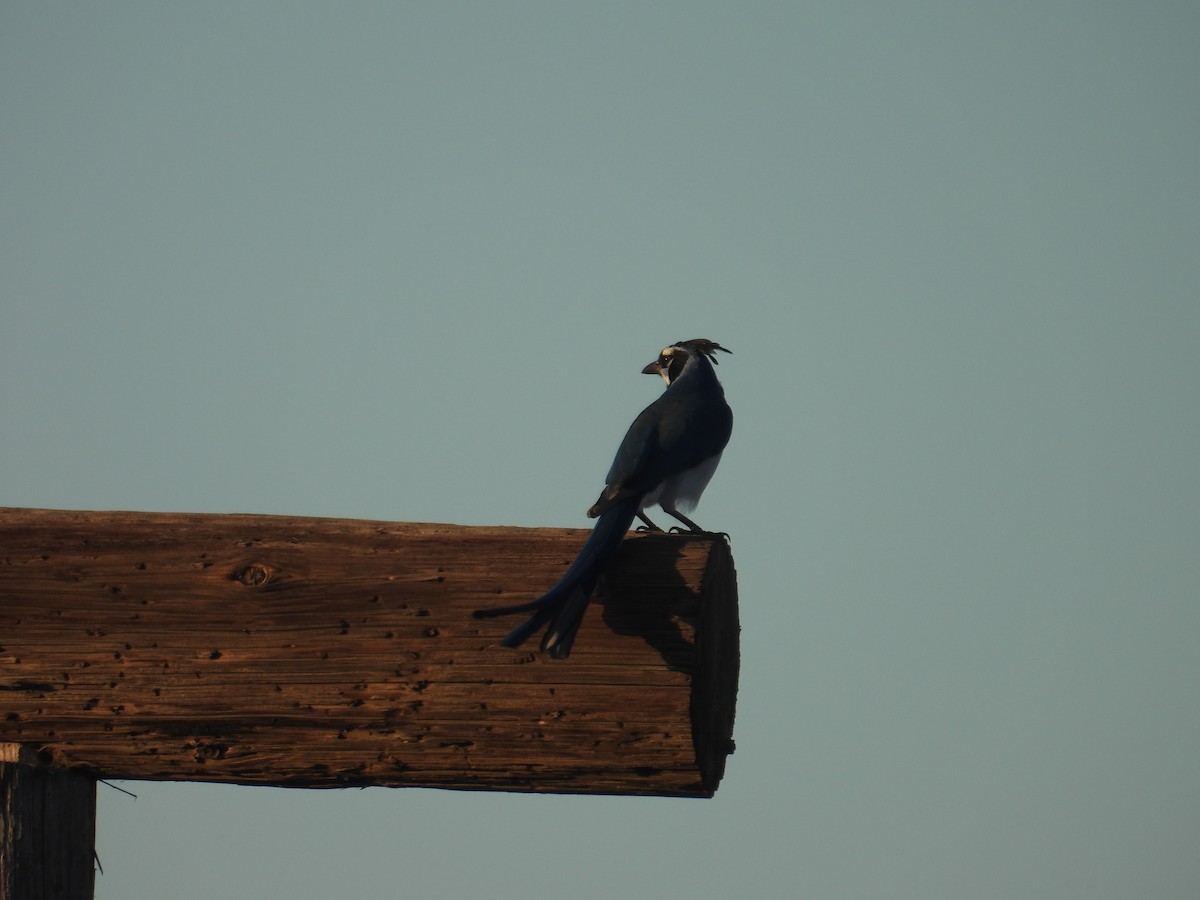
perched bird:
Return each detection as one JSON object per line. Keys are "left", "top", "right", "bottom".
{"left": 474, "top": 338, "right": 733, "bottom": 658}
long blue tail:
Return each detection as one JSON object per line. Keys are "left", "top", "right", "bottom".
{"left": 473, "top": 496, "right": 641, "bottom": 658}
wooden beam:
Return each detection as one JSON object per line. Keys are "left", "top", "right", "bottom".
{"left": 1, "top": 746, "right": 97, "bottom": 900}
{"left": 0, "top": 508, "right": 739, "bottom": 797}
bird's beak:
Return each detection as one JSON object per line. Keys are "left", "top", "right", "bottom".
{"left": 643, "top": 359, "right": 671, "bottom": 385}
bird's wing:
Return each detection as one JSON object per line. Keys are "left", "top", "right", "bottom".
{"left": 605, "top": 403, "right": 660, "bottom": 486}
{"left": 588, "top": 404, "right": 666, "bottom": 515}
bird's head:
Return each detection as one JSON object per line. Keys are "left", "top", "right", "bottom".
{"left": 642, "top": 338, "right": 732, "bottom": 385}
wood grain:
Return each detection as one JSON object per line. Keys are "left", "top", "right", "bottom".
{"left": 0, "top": 508, "right": 739, "bottom": 797}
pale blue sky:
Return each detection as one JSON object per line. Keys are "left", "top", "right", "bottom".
{"left": 3, "top": 3, "right": 1198, "bottom": 898}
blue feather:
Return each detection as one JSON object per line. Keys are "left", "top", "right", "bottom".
{"left": 474, "top": 495, "right": 640, "bottom": 658}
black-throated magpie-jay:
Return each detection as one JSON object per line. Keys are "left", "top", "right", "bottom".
{"left": 474, "top": 338, "right": 733, "bottom": 658}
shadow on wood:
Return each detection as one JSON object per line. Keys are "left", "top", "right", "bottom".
{"left": 0, "top": 508, "right": 739, "bottom": 798}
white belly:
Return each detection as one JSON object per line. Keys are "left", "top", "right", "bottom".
{"left": 643, "top": 452, "right": 723, "bottom": 514}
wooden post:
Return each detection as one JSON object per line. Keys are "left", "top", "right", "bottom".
{"left": 1, "top": 508, "right": 739, "bottom": 797}
{"left": 1, "top": 745, "right": 96, "bottom": 900}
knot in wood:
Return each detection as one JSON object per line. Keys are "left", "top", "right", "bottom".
{"left": 234, "top": 564, "right": 272, "bottom": 587}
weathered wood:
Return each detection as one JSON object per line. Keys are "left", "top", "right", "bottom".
{"left": 0, "top": 508, "right": 739, "bottom": 797}
{"left": 1, "top": 748, "right": 97, "bottom": 900}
